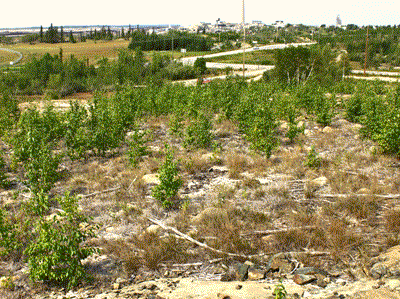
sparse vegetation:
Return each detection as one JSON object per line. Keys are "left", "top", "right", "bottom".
{"left": 3, "top": 24, "right": 400, "bottom": 298}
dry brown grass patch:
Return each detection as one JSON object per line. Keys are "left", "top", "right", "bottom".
{"left": 327, "top": 219, "right": 361, "bottom": 260}
{"left": 335, "top": 195, "right": 380, "bottom": 220}
{"left": 226, "top": 152, "right": 248, "bottom": 179}
{"left": 214, "top": 119, "right": 238, "bottom": 138}
{"left": 180, "top": 151, "right": 214, "bottom": 175}
{"left": 100, "top": 239, "right": 141, "bottom": 277}
{"left": 384, "top": 208, "right": 400, "bottom": 247}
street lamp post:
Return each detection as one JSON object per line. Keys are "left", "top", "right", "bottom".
{"left": 242, "top": 0, "right": 245, "bottom": 78}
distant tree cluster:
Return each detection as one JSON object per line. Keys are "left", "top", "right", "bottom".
{"left": 128, "top": 30, "right": 212, "bottom": 51}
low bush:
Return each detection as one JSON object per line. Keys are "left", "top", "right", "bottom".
{"left": 152, "top": 147, "right": 183, "bottom": 209}
{"left": 25, "top": 193, "right": 97, "bottom": 289}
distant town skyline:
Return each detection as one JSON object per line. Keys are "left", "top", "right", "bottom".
{"left": 1, "top": 0, "right": 399, "bottom": 29}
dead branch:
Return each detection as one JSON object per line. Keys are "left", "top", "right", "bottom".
{"left": 241, "top": 226, "right": 317, "bottom": 237}
{"left": 81, "top": 186, "right": 121, "bottom": 198}
{"left": 321, "top": 193, "right": 400, "bottom": 199}
{"left": 147, "top": 217, "right": 253, "bottom": 259}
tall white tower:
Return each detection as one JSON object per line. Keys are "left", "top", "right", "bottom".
{"left": 336, "top": 15, "right": 342, "bottom": 27}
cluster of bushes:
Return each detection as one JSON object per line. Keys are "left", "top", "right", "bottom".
{"left": 128, "top": 30, "right": 213, "bottom": 52}
{"left": 345, "top": 81, "right": 400, "bottom": 156}
{"left": 0, "top": 48, "right": 204, "bottom": 97}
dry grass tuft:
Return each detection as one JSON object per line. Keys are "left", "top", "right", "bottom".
{"left": 335, "top": 195, "right": 379, "bottom": 220}
{"left": 327, "top": 219, "right": 361, "bottom": 260}
{"left": 226, "top": 152, "right": 248, "bottom": 179}
{"left": 100, "top": 239, "right": 141, "bottom": 277}
{"left": 384, "top": 209, "right": 400, "bottom": 247}
{"left": 180, "top": 152, "right": 214, "bottom": 175}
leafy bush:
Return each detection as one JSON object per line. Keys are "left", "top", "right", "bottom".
{"left": 305, "top": 146, "right": 321, "bottom": 168}
{"left": 65, "top": 101, "right": 90, "bottom": 159}
{"left": 246, "top": 108, "right": 277, "bottom": 158}
{"left": 184, "top": 115, "right": 214, "bottom": 149}
{"left": 314, "top": 94, "right": 336, "bottom": 126}
{"left": 25, "top": 141, "right": 61, "bottom": 194}
{"left": 25, "top": 193, "right": 97, "bottom": 289}
{"left": 87, "top": 99, "right": 125, "bottom": 156}
{"left": 0, "top": 209, "right": 18, "bottom": 258}
{"left": 152, "top": 147, "right": 183, "bottom": 209}
{"left": 0, "top": 155, "right": 9, "bottom": 189}
{"left": 127, "top": 130, "right": 149, "bottom": 167}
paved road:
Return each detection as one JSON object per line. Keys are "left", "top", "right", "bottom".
{"left": 180, "top": 42, "right": 316, "bottom": 66}
{"left": 178, "top": 42, "right": 316, "bottom": 80}
{"left": 0, "top": 47, "right": 23, "bottom": 65}
{"left": 351, "top": 70, "right": 400, "bottom": 77}
{"left": 346, "top": 75, "right": 400, "bottom": 82}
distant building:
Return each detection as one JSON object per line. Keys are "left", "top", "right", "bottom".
{"left": 273, "top": 21, "right": 285, "bottom": 28}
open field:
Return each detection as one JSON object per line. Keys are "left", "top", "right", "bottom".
{"left": 0, "top": 49, "right": 18, "bottom": 66}
{"left": 1, "top": 39, "right": 131, "bottom": 64}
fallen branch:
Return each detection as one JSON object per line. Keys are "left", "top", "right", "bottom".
{"left": 81, "top": 186, "right": 121, "bottom": 198}
{"left": 241, "top": 226, "right": 316, "bottom": 237}
{"left": 321, "top": 193, "right": 400, "bottom": 199}
{"left": 147, "top": 217, "right": 253, "bottom": 259}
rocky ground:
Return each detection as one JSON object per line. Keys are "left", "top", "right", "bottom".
{"left": 2, "top": 95, "right": 400, "bottom": 298}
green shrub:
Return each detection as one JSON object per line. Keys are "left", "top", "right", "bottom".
{"left": 127, "top": 130, "right": 149, "bottom": 167}
{"left": 168, "top": 113, "right": 184, "bottom": 137}
{"left": 286, "top": 122, "right": 304, "bottom": 143}
{"left": 184, "top": 115, "right": 214, "bottom": 149}
{"left": 305, "top": 146, "right": 321, "bottom": 168}
{"left": 246, "top": 109, "right": 277, "bottom": 158}
{"left": 0, "top": 155, "right": 9, "bottom": 189}
{"left": 25, "top": 141, "right": 61, "bottom": 194}
{"left": 0, "top": 209, "right": 18, "bottom": 257}
{"left": 25, "top": 193, "right": 97, "bottom": 289}
{"left": 152, "top": 147, "right": 183, "bottom": 209}
{"left": 65, "top": 101, "right": 90, "bottom": 159}
{"left": 314, "top": 94, "right": 336, "bottom": 126}
{"left": 87, "top": 99, "right": 125, "bottom": 156}
{"left": 273, "top": 280, "right": 287, "bottom": 299}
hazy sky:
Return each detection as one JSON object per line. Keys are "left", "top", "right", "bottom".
{"left": 1, "top": 0, "right": 399, "bottom": 28}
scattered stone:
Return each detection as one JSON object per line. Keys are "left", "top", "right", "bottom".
{"left": 294, "top": 267, "right": 328, "bottom": 276}
{"left": 235, "top": 284, "right": 242, "bottom": 290}
{"left": 244, "top": 261, "right": 254, "bottom": 267}
{"left": 146, "top": 224, "right": 162, "bottom": 235}
{"left": 247, "top": 267, "right": 265, "bottom": 280}
{"left": 322, "top": 126, "right": 333, "bottom": 134}
{"left": 370, "top": 245, "right": 400, "bottom": 278}
{"left": 142, "top": 173, "right": 160, "bottom": 185}
{"left": 357, "top": 188, "right": 370, "bottom": 194}
{"left": 235, "top": 263, "right": 250, "bottom": 281}
{"left": 208, "top": 165, "right": 229, "bottom": 173}
{"left": 297, "top": 121, "right": 305, "bottom": 129}
{"left": 280, "top": 121, "right": 289, "bottom": 130}
{"left": 311, "top": 176, "right": 328, "bottom": 187}
{"left": 370, "top": 264, "right": 387, "bottom": 279}
{"left": 267, "top": 254, "right": 293, "bottom": 274}
{"left": 261, "top": 235, "right": 278, "bottom": 247}
{"left": 113, "top": 282, "right": 121, "bottom": 290}
{"left": 304, "top": 129, "right": 312, "bottom": 137}
{"left": 293, "top": 274, "right": 316, "bottom": 285}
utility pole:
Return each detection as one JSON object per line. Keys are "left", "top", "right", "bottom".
{"left": 242, "top": 0, "right": 245, "bottom": 78}
{"left": 364, "top": 26, "right": 369, "bottom": 75}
